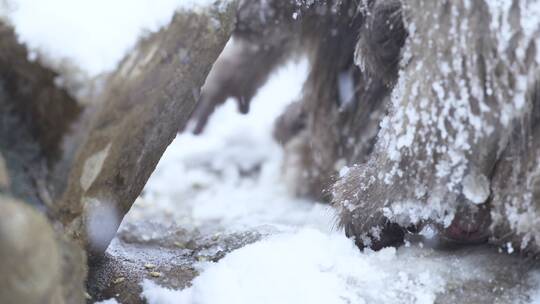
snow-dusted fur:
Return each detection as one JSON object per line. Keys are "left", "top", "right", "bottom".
{"left": 191, "top": 0, "right": 540, "bottom": 254}
{"left": 334, "top": 0, "right": 540, "bottom": 253}
{"left": 192, "top": 0, "right": 394, "bottom": 201}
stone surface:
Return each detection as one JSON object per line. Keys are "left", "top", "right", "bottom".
{"left": 0, "top": 195, "right": 63, "bottom": 304}
{"left": 56, "top": 2, "right": 237, "bottom": 256}
{"left": 57, "top": 234, "right": 88, "bottom": 304}
{"left": 87, "top": 220, "right": 261, "bottom": 303}
{"left": 0, "top": 195, "right": 87, "bottom": 304}
{"left": 432, "top": 246, "right": 539, "bottom": 303}
{"left": 0, "top": 21, "right": 81, "bottom": 207}
{"left": 1, "top": 3, "right": 238, "bottom": 302}
{"left": 0, "top": 21, "right": 87, "bottom": 304}
{"left": 86, "top": 217, "right": 540, "bottom": 303}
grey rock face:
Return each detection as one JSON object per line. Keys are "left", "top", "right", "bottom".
{"left": 56, "top": 3, "right": 237, "bottom": 256}
{"left": 0, "top": 196, "right": 86, "bottom": 304}
{"left": 0, "top": 2, "right": 238, "bottom": 302}
{"left": 0, "top": 21, "right": 81, "bottom": 208}
{"left": 0, "top": 195, "right": 63, "bottom": 304}
{"left": 0, "top": 21, "right": 87, "bottom": 304}
{"left": 87, "top": 220, "right": 261, "bottom": 304}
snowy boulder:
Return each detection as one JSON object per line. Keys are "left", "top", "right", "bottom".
{"left": 0, "top": 21, "right": 81, "bottom": 208}
{"left": 0, "top": 195, "right": 62, "bottom": 304}
{"left": 56, "top": 2, "right": 238, "bottom": 256}
{"left": 0, "top": 21, "right": 87, "bottom": 303}
{"left": 0, "top": 195, "right": 87, "bottom": 304}
{"left": 0, "top": 1, "right": 238, "bottom": 301}
{"left": 87, "top": 220, "right": 262, "bottom": 303}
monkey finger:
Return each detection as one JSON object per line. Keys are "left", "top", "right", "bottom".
{"left": 345, "top": 219, "right": 405, "bottom": 251}
{"left": 237, "top": 96, "right": 250, "bottom": 114}
{"left": 189, "top": 95, "right": 220, "bottom": 135}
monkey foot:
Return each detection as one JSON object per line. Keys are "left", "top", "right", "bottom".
{"left": 345, "top": 221, "right": 405, "bottom": 251}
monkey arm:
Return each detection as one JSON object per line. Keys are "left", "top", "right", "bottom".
{"left": 333, "top": 0, "right": 540, "bottom": 251}
{"left": 189, "top": 0, "right": 307, "bottom": 134}
{"left": 191, "top": 35, "right": 294, "bottom": 134}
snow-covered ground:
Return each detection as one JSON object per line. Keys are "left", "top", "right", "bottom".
{"left": 132, "top": 60, "right": 331, "bottom": 233}
{"left": 4, "top": 1, "right": 540, "bottom": 303}
{"left": 132, "top": 61, "right": 540, "bottom": 304}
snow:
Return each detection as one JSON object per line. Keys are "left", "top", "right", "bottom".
{"left": 141, "top": 229, "right": 482, "bottom": 304}
{"left": 3, "top": 0, "right": 218, "bottom": 76}
{"left": 129, "top": 59, "right": 334, "bottom": 233}
{"left": 338, "top": 67, "right": 355, "bottom": 108}
{"left": 121, "top": 56, "right": 486, "bottom": 303}
{"left": 462, "top": 171, "right": 490, "bottom": 205}
{"left": 131, "top": 61, "right": 537, "bottom": 304}
{"left": 529, "top": 273, "right": 540, "bottom": 303}
{"left": 84, "top": 197, "right": 120, "bottom": 252}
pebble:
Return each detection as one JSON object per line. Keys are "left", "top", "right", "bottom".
{"left": 149, "top": 271, "right": 162, "bottom": 278}
{"left": 144, "top": 263, "right": 156, "bottom": 269}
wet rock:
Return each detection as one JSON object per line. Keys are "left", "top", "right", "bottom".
{"left": 0, "top": 22, "right": 81, "bottom": 162}
{"left": 57, "top": 235, "right": 88, "bottom": 304}
{"left": 87, "top": 220, "right": 261, "bottom": 303}
{"left": 90, "top": 220, "right": 540, "bottom": 303}
{"left": 432, "top": 246, "right": 539, "bottom": 303}
{"left": 1, "top": 2, "right": 238, "bottom": 302}
{"left": 0, "top": 21, "right": 87, "bottom": 303}
{"left": 0, "top": 195, "right": 87, "bottom": 303}
{"left": 0, "top": 195, "right": 63, "bottom": 304}
{"left": 56, "top": 2, "right": 237, "bottom": 256}
{"left": 0, "top": 21, "right": 81, "bottom": 207}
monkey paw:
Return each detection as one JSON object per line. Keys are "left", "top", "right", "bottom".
{"left": 333, "top": 163, "right": 408, "bottom": 251}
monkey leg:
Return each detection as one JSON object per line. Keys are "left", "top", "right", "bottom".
{"left": 190, "top": 0, "right": 302, "bottom": 134}
{"left": 333, "top": 0, "right": 540, "bottom": 250}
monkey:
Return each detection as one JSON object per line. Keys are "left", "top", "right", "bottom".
{"left": 190, "top": 0, "right": 540, "bottom": 254}
{"left": 333, "top": 0, "right": 540, "bottom": 252}
{"left": 191, "top": 0, "right": 404, "bottom": 201}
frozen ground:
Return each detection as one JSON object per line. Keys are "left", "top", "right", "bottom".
{"left": 4, "top": 1, "right": 540, "bottom": 303}
{"left": 128, "top": 62, "right": 540, "bottom": 304}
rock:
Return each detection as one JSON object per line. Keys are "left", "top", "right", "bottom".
{"left": 0, "top": 21, "right": 81, "bottom": 207}
{"left": 56, "top": 1, "right": 237, "bottom": 256}
{"left": 0, "top": 2, "right": 239, "bottom": 302}
{"left": 0, "top": 195, "right": 63, "bottom": 304}
{"left": 431, "top": 245, "right": 539, "bottom": 303}
{"left": 87, "top": 220, "right": 261, "bottom": 303}
{"left": 0, "top": 22, "right": 81, "bottom": 162}
{"left": 0, "top": 151, "right": 9, "bottom": 189}
{"left": 0, "top": 195, "right": 87, "bottom": 303}
{"left": 57, "top": 235, "right": 87, "bottom": 304}
{"left": 0, "top": 21, "right": 88, "bottom": 303}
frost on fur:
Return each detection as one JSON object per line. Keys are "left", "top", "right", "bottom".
{"left": 333, "top": 0, "right": 540, "bottom": 252}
